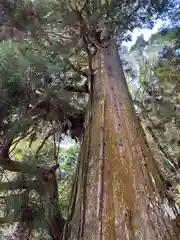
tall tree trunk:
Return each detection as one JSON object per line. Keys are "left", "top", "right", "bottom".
{"left": 68, "top": 40, "right": 180, "bottom": 239}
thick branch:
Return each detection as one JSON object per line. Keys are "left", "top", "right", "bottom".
{"left": 0, "top": 179, "right": 42, "bottom": 191}
{"left": 0, "top": 216, "right": 15, "bottom": 224}
{"left": 0, "top": 156, "right": 42, "bottom": 174}
{"left": 0, "top": 155, "right": 59, "bottom": 178}
{"left": 64, "top": 82, "right": 89, "bottom": 93}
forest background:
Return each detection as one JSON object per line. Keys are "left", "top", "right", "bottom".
{"left": 0, "top": 0, "right": 179, "bottom": 239}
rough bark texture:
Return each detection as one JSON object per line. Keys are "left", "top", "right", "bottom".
{"left": 68, "top": 41, "right": 180, "bottom": 239}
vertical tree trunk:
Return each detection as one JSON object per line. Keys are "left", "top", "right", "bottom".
{"left": 68, "top": 40, "right": 180, "bottom": 239}
{"left": 45, "top": 172, "right": 65, "bottom": 240}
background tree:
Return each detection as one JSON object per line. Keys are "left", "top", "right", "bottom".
{"left": 129, "top": 22, "right": 180, "bottom": 204}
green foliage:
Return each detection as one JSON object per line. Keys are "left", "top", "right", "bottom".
{"left": 0, "top": 40, "right": 47, "bottom": 127}
{"left": 60, "top": 145, "right": 79, "bottom": 170}
{"left": 58, "top": 144, "right": 80, "bottom": 215}
{"left": 1, "top": 138, "right": 80, "bottom": 235}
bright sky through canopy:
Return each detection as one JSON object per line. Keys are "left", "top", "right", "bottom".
{"left": 125, "top": 18, "right": 166, "bottom": 48}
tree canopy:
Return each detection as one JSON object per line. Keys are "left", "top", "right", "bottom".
{"left": 0, "top": 0, "right": 179, "bottom": 239}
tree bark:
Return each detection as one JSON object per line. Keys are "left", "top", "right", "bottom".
{"left": 68, "top": 40, "right": 180, "bottom": 239}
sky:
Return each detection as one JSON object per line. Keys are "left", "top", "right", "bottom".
{"left": 128, "top": 0, "right": 180, "bottom": 47}
{"left": 125, "top": 18, "right": 166, "bottom": 48}
{"left": 132, "top": 19, "right": 163, "bottom": 42}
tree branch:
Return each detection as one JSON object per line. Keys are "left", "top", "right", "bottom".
{"left": 0, "top": 216, "right": 17, "bottom": 224}
{"left": 45, "top": 31, "right": 74, "bottom": 40}
{"left": 64, "top": 58, "right": 88, "bottom": 78}
{"left": 64, "top": 82, "right": 89, "bottom": 93}
{"left": 1, "top": 138, "right": 14, "bottom": 158}
{"left": 33, "top": 125, "right": 62, "bottom": 160}
{"left": 0, "top": 180, "right": 42, "bottom": 191}
{"left": 79, "top": 0, "right": 89, "bottom": 13}
{"left": 0, "top": 156, "right": 41, "bottom": 174}
{"left": 0, "top": 154, "right": 59, "bottom": 181}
